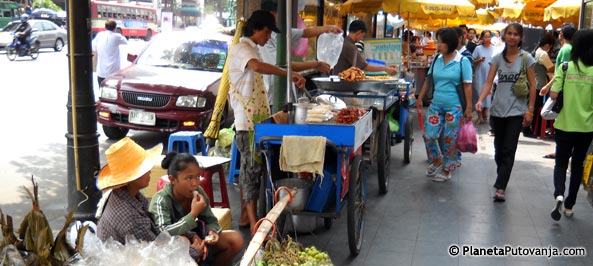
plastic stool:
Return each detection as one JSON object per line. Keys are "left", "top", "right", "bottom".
{"left": 167, "top": 131, "right": 207, "bottom": 156}
{"left": 197, "top": 156, "right": 231, "bottom": 208}
{"left": 228, "top": 138, "right": 241, "bottom": 184}
{"left": 533, "top": 107, "right": 554, "bottom": 139}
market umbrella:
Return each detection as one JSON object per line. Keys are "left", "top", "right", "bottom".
{"left": 544, "top": 0, "right": 581, "bottom": 22}
{"left": 495, "top": 0, "right": 555, "bottom": 26}
{"left": 469, "top": 0, "right": 498, "bottom": 8}
{"left": 398, "top": 0, "right": 476, "bottom": 19}
{"left": 203, "top": 20, "right": 244, "bottom": 140}
{"left": 339, "top": 0, "right": 399, "bottom": 16}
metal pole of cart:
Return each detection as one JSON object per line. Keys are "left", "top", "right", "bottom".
{"left": 286, "top": 0, "right": 294, "bottom": 108}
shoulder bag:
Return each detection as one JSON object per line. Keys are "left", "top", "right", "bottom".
{"left": 456, "top": 57, "right": 467, "bottom": 112}
{"left": 540, "top": 62, "right": 568, "bottom": 120}
{"left": 513, "top": 52, "right": 530, "bottom": 97}
{"left": 424, "top": 54, "right": 440, "bottom": 100}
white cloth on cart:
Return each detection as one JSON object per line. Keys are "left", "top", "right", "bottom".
{"left": 280, "top": 136, "right": 326, "bottom": 176}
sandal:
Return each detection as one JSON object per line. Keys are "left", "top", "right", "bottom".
{"left": 432, "top": 171, "right": 451, "bottom": 182}
{"left": 493, "top": 189, "right": 506, "bottom": 202}
{"left": 426, "top": 163, "right": 443, "bottom": 177}
{"left": 543, "top": 153, "right": 556, "bottom": 159}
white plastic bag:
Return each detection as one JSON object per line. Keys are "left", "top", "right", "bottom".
{"left": 541, "top": 97, "right": 558, "bottom": 120}
{"left": 317, "top": 33, "right": 343, "bottom": 69}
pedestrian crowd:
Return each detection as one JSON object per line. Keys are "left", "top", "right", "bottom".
{"left": 415, "top": 23, "right": 593, "bottom": 222}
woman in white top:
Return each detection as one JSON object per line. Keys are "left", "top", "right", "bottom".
{"left": 472, "top": 30, "right": 495, "bottom": 124}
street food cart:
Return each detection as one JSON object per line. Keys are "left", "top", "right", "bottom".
{"left": 254, "top": 77, "right": 413, "bottom": 255}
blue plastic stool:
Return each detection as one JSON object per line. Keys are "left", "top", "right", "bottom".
{"left": 167, "top": 131, "right": 207, "bottom": 156}
{"left": 228, "top": 138, "right": 241, "bottom": 184}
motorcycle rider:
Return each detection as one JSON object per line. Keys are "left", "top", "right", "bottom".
{"left": 15, "top": 14, "right": 32, "bottom": 51}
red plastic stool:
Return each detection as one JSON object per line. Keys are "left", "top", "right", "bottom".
{"left": 533, "top": 107, "right": 554, "bottom": 139}
{"left": 196, "top": 156, "right": 231, "bottom": 208}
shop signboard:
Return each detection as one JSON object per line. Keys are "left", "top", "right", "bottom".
{"left": 362, "top": 38, "right": 402, "bottom": 66}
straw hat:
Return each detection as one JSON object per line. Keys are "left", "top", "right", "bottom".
{"left": 97, "top": 137, "right": 163, "bottom": 190}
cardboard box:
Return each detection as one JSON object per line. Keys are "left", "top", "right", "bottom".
{"left": 141, "top": 156, "right": 168, "bottom": 199}
{"left": 211, "top": 207, "right": 232, "bottom": 231}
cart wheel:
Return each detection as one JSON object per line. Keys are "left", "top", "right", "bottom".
{"left": 377, "top": 119, "right": 390, "bottom": 194}
{"left": 404, "top": 115, "right": 414, "bottom": 164}
{"left": 324, "top": 217, "right": 333, "bottom": 230}
{"left": 348, "top": 155, "right": 365, "bottom": 255}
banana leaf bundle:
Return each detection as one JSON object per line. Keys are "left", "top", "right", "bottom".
{"left": 1, "top": 209, "right": 21, "bottom": 250}
{"left": 17, "top": 176, "right": 54, "bottom": 265}
{"left": 50, "top": 210, "right": 76, "bottom": 263}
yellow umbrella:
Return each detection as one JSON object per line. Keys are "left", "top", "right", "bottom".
{"left": 495, "top": 0, "right": 554, "bottom": 26}
{"left": 544, "top": 0, "right": 581, "bottom": 21}
{"left": 204, "top": 20, "right": 244, "bottom": 140}
{"left": 339, "top": 0, "right": 399, "bottom": 16}
{"left": 399, "top": 0, "right": 476, "bottom": 19}
{"left": 469, "top": 0, "right": 498, "bottom": 9}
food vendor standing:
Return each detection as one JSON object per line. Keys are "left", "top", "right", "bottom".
{"left": 228, "top": 10, "right": 306, "bottom": 232}
{"left": 334, "top": 20, "right": 398, "bottom": 76}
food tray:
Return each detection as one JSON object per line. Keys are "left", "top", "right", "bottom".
{"left": 255, "top": 110, "right": 373, "bottom": 151}
{"left": 312, "top": 77, "right": 387, "bottom": 93}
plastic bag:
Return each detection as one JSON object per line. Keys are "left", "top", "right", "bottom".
{"left": 292, "top": 16, "right": 309, "bottom": 57}
{"left": 540, "top": 97, "right": 558, "bottom": 120}
{"left": 317, "top": 33, "right": 343, "bottom": 69}
{"left": 218, "top": 127, "right": 235, "bottom": 148}
{"left": 456, "top": 121, "right": 477, "bottom": 153}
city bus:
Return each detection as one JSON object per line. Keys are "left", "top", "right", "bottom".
{"left": 90, "top": 0, "right": 157, "bottom": 40}
{"left": 0, "top": 1, "right": 20, "bottom": 28}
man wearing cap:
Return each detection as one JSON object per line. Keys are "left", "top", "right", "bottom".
{"left": 334, "top": 20, "right": 397, "bottom": 76}
{"left": 96, "top": 137, "right": 207, "bottom": 261}
{"left": 229, "top": 10, "right": 306, "bottom": 232}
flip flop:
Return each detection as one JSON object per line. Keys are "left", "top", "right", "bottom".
{"left": 543, "top": 154, "right": 556, "bottom": 159}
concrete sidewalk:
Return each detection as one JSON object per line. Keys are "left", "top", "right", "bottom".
{"left": 1, "top": 116, "right": 592, "bottom": 266}
{"left": 231, "top": 118, "right": 593, "bottom": 266}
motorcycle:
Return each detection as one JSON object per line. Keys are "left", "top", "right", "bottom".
{"left": 5, "top": 32, "right": 40, "bottom": 61}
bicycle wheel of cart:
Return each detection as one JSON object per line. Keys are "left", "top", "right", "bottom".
{"left": 377, "top": 119, "right": 390, "bottom": 194}
{"left": 348, "top": 155, "right": 365, "bottom": 255}
{"left": 404, "top": 115, "right": 413, "bottom": 164}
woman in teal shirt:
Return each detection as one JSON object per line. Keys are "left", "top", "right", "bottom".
{"left": 549, "top": 29, "right": 593, "bottom": 221}
{"left": 416, "top": 27, "right": 473, "bottom": 182}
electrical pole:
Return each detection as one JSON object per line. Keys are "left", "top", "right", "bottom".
{"left": 66, "top": 0, "right": 102, "bottom": 221}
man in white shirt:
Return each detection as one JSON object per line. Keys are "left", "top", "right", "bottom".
{"left": 92, "top": 20, "right": 128, "bottom": 88}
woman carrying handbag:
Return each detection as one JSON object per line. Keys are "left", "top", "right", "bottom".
{"left": 416, "top": 27, "right": 473, "bottom": 182}
{"left": 475, "top": 23, "right": 537, "bottom": 202}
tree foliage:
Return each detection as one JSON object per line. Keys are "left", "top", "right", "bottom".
{"left": 32, "top": 0, "right": 62, "bottom": 11}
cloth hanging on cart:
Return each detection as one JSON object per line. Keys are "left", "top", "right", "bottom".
{"left": 279, "top": 136, "right": 326, "bottom": 176}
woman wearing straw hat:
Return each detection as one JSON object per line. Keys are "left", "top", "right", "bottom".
{"left": 149, "top": 152, "right": 244, "bottom": 265}
{"left": 96, "top": 137, "right": 205, "bottom": 261}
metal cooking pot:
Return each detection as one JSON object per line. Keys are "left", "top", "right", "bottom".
{"left": 294, "top": 102, "right": 318, "bottom": 124}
